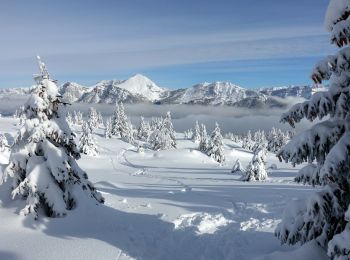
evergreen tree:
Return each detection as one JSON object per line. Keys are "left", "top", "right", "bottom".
{"left": 242, "top": 130, "right": 254, "bottom": 151}
{"left": 87, "top": 107, "right": 98, "bottom": 132}
{"left": 163, "top": 111, "right": 177, "bottom": 148}
{"left": 192, "top": 120, "right": 201, "bottom": 143}
{"left": 199, "top": 123, "right": 208, "bottom": 153}
{"left": 79, "top": 120, "right": 99, "bottom": 156}
{"left": 73, "top": 111, "right": 83, "bottom": 125}
{"left": 0, "top": 133, "right": 9, "bottom": 152}
{"left": 242, "top": 147, "right": 267, "bottom": 181}
{"left": 231, "top": 159, "right": 245, "bottom": 175}
{"left": 1, "top": 57, "right": 103, "bottom": 219}
{"left": 149, "top": 112, "right": 177, "bottom": 151}
{"left": 66, "top": 112, "right": 73, "bottom": 126}
{"left": 105, "top": 117, "right": 112, "bottom": 139}
{"left": 111, "top": 102, "right": 134, "bottom": 143}
{"left": 137, "top": 116, "right": 151, "bottom": 141}
{"left": 207, "top": 123, "right": 225, "bottom": 163}
{"left": 184, "top": 129, "right": 193, "bottom": 140}
{"left": 275, "top": 2, "right": 350, "bottom": 258}
{"left": 97, "top": 112, "right": 104, "bottom": 128}
{"left": 111, "top": 103, "right": 120, "bottom": 137}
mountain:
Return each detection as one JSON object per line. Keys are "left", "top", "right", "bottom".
{"left": 158, "top": 82, "right": 262, "bottom": 106}
{"left": 72, "top": 74, "right": 166, "bottom": 104}
{"left": 78, "top": 80, "right": 148, "bottom": 104}
{"left": 0, "top": 87, "right": 34, "bottom": 95}
{"left": 60, "top": 82, "right": 91, "bottom": 103}
{"left": 0, "top": 74, "right": 325, "bottom": 109}
{"left": 116, "top": 74, "right": 166, "bottom": 101}
{"left": 258, "top": 84, "right": 326, "bottom": 100}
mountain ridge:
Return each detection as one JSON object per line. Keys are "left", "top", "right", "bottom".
{"left": 0, "top": 74, "right": 325, "bottom": 109}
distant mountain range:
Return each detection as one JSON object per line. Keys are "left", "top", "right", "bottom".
{"left": 0, "top": 74, "right": 326, "bottom": 109}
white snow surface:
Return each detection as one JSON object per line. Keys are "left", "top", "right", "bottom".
{"left": 0, "top": 118, "right": 322, "bottom": 260}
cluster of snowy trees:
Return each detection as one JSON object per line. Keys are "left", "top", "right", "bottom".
{"left": 225, "top": 128, "right": 292, "bottom": 153}
{"left": 149, "top": 112, "right": 177, "bottom": 151}
{"left": 186, "top": 121, "right": 225, "bottom": 163}
{"left": 275, "top": 1, "right": 350, "bottom": 258}
{"left": 0, "top": 57, "right": 104, "bottom": 219}
{"left": 103, "top": 107, "right": 177, "bottom": 151}
{"left": 230, "top": 144, "right": 269, "bottom": 182}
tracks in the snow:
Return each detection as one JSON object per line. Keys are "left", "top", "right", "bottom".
{"left": 100, "top": 143, "right": 192, "bottom": 193}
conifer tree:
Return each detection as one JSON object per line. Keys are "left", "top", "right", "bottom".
{"left": 184, "top": 129, "right": 193, "bottom": 140}
{"left": 0, "top": 133, "right": 9, "bottom": 153}
{"left": 79, "top": 120, "right": 99, "bottom": 156}
{"left": 105, "top": 117, "right": 112, "bottom": 139}
{"left": 231, "top": 159, "right": 245, "bottom": 175}
{"left": 1, "top": 57, "right": 103, "bottom": 219}
{"left": 137, "top": 116, "right": 150, "bottom": 141}
{"left": 199, "top": 123, "right": 208, "bottom": 153}
{"left": 97, "top": 112, "right": 104, "bottom": 128}
{"left": 87, "top": 107, "right": 98, "bottom": 132}
{"left": 242, "top": 147, "right": 268, "bottom": 181}
{"left": 111, "top": 103, "right": 120, "bottom": 137}
{"left": 242, "top": 130, "right": 254, "bottom": 151}
{"left": 66, "top": 112, "right": 73, "bottom": 126}
{"left": 149, "top": 112, "right": 177, "bottom": 151}
{"left": 207, "top": 123, "right": 225, "bottom": 163}
{"left": 275, "top": 1, "right": 350, "bottom": 258}
{"left": 192, "top": 120, "right": 201, "bottom": 143}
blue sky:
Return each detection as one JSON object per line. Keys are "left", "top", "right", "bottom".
{"left": 0, "top": 0, "right": 334, "bottom": 88}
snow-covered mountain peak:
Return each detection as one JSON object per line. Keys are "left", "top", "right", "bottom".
{"left": 117, "top": 74, "right": 165, "bottom": 101}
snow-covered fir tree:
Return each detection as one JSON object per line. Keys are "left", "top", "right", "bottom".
{"left": 275, "top": 1, "right": 350, "bottom": 258}
{"left": 267, "top": 127, "right": 289, "bottom": 153}
{"left": 79, "top": 120, "right": 99, "bottom": 156}
{"left": 87, "top": 107, "right": 98, "bottom": 132}
{"left": 122, "top": 119, "right": 135, "bottom": 144}
{"left": 111, "top": 103, "right": 120, "bottom": 137}
{"left": 231, "top": 159, "right": 245, "bottom": 175}
{"left": 207, "top": 123, "right": 225, "bottom": 163}
{"left": 66, "top": 111, "right": 73, "bottom": 126}
{"left": 150, "top": 116, "right": 163, "bottom": 131}
{"left": 163, "top": 111, "right": 177, "bottom": 148}
{"left": 0, "top": 56, "right": 103, "bottom": 219}
{"left": 73, "top": 111, "right": 83, "bottom": 125}
{"left": 241, "top": 146, "right": 267, "bottom": 181}
{"left": 252, "top": 130, "right": 267, "bottom": 152}
{"left": 242, "top": 130, "right": 254, "bottom": 151}
{"left": 111, "top": 102, "right": 134, "bottom": 143}
{"left": 137, "top": 116, "right": 151, "bottom": 141}
{"left": 192, "top": 120, "right": 201, "bottom": 143}
{"left": 105, "top": 117, "right": 112, "bottom": 139}
{"left": 97, "top": 112, "right": 104, "bottom": 128}
{"left": 149, "top": 112, "right": 177, "bottom": 151}
{"left": 0, "top": 133, "right": 9, "bottom": 152}
{"left": 199, "top": 123, "right": 208, "bottom": 153}
{"left": 184, "top": 129, "right": 193, "bottom": 140}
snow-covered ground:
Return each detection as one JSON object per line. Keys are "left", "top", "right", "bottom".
{"left": 0, "top": 118, "right": 324, "bottom": 260}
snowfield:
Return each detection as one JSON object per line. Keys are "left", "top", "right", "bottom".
{"left": 0, "top": 118, "right": 325, "bottom": 260}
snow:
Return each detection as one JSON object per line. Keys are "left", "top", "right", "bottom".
{"left": 117, "top": 74, "right": 165, "bottom": 101}
{"left": 0, "top": 118, "right": 318, "bottom": 259}
{"left": 325, "top": 0, "right": 350, "bottom": 31}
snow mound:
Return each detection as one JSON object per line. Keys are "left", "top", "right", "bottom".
{"left": 240, "top": 218, "right": 278, "bottom": 231}
{"left": 173, "top": 212, "right": 233, "bottom": 235}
